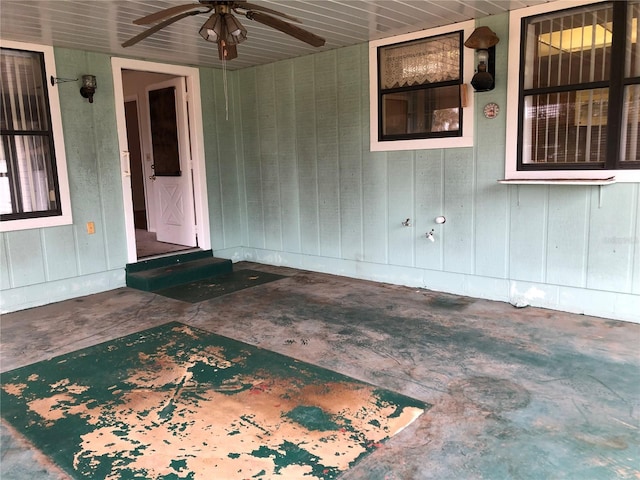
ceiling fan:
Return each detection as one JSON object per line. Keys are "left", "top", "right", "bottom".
{"left": 122, "top": 0, "right": 326, "bottom": 61}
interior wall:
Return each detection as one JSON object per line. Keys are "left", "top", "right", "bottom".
{"left": 232, "top": 15, "right": 640, "bottom": 322}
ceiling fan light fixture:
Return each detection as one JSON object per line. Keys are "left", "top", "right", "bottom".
{"left": 199, "top": 13, "right": 223, "bottom": 42}
{"left": 124, "top": 1, "right": 326, "bottom": 60}
{"left": 224, "top": 14, "right": 247, "bottom": 44}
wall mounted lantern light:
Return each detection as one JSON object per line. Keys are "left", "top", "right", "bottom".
{"left": 464, "top": 26, "right": 500, "bottom": 92}
{"left": 80, "top": 75, "right": 97, "bottom": 103}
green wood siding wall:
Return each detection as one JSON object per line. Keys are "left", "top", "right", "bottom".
{"left": 1, "top": 14, "right": 638, "bottom": 321}
{"left": 1, "top": 49, "right": 127, "bottom": 309}
{"left": 233, "top": 15, "right": 639, "bottom": 321}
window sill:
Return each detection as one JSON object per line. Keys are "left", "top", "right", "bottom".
{"left": 498, "top": 177, "right": 616, "bottom": 185}
{"left": 0, "top": 213, "right": 73, "bottom": 232}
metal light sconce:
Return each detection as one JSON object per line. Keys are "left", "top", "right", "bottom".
{"left": 80, "top": 75, "right": 97, "bottom": 103}
{"left": 50, "top": 76, "right": 77, "bottom": 86}
{"left": 464, "top": 26, "right": 499, "bottom": 92}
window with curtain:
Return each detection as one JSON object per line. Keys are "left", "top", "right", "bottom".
{"left": 369, "top": 20, "right": 475, "bottom": 152}
{"left": 378, "top": 31, "right": 463, "bottom": 141}
{"left": 1, "top": 47, "right": 62, "bottom": 221}
{"left": 517, "top": 1, "right": 640, "bottom": 171}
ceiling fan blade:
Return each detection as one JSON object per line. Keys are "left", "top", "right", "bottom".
{"left": 218, "top": 42, "right": 238, "bottom": 60}
{"left": 133, "top": 3, "right": 203, "bottom": 25}
{"left": 122, "top": 11, "right": 201, "bottom": 47}
{"left": 238, "top": 2, "right": 301, "bottom": 23}
{"left": 246, "top": 11, "right": 325, "bottom": 47}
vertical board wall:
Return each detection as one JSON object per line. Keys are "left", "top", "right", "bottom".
{"left": 234, "top": 15, "right": 640, "bottom": 322}
{"left": 0, "top": 49, "right": 127, "bottom": 311}
{"left": 1, "top": 16, "right": 638, "bottom": 322}
{"left": 0, "top": 50, "right": 244, "bottom": 313}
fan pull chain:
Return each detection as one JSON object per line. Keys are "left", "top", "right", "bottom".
{"left": 222, "top": 44, "right": 229, "bottom": 121}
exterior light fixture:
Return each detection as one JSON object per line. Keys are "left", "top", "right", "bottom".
{"left": 79, "top": 75, "right": 97, "bottom": 103}
{"left": 464, "top": 26, "right": 499, "bottom": 92}
{"left": 50, "top": 76, "right": 77, "bottom": 86}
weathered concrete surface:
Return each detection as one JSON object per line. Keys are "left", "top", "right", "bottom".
{"left": 2, "top": 262, "right": 639, "bottom": 479}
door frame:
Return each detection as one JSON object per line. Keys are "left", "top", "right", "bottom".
{"left": 112, "top": 58, "right": 211, "bottom": 263}
{"left": 123, "top": 94, "right": 148, "bottom": 231}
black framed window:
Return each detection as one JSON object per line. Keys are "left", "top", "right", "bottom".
{"left": 518, "top": 1, "right": 640, "bottom": 170}
{"left": 378, "top": 31, "right": 464, "bottom": 142}
{"left": 1, "top": 47, "right": 62, "bottom": 220}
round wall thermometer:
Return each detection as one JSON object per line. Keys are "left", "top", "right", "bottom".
{"left": 483, "top": 102, "right": 500, "bottom": 119}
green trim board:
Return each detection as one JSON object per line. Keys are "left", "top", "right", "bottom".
{"left": 125, "top": 250, "right": 217, "bottom": 273}
{"left": 1, "top": 322, "right": 428, "bottom": 479}
{"left": 0, "top": 269, "right": 126, "bottom": 314}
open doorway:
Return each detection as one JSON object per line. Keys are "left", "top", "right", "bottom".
{"left": 124, "top": 95, "right": 186, "bottom": 258}
{"left": 122, "top": 71, "right": 197, "bottom": 258}
{"left": 112, "top": 59, "right": 211, "bottom": 264}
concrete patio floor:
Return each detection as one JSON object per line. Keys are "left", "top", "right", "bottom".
{"left": 1, "top": 262, "right": 639, "bottom": 479}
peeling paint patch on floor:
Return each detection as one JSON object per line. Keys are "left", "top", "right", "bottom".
{"left": 1, "top": 322, "right": 428, "bottom": 479}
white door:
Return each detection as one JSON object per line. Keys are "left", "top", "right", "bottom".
{"left": 146, "top": 78, "right": 197, "bottom": 247}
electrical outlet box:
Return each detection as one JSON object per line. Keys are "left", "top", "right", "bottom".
{"left": 87, "top": 222, "right": 95, "bottom": 234}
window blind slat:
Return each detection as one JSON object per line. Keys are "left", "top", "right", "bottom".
{"left": 14, "top": 56, "right": 39, "bottom": 211}
{"left": 1, "top": 48, "right": 57, "bottom": 217}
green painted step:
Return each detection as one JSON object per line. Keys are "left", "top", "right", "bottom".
{"left": 125, "top": 250, "right": 233, "bottom": 292}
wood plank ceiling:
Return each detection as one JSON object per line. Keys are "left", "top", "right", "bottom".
{"left": 0, "top": 0, "right": 553, "bottom": 70}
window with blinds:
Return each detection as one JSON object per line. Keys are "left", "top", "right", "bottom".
{"left": 1, "top": 47, "right": 62, "bottom": 220}
{"left": 518, "top": 1, "right": 640, "bottom": 170}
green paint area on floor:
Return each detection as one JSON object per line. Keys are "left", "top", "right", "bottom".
{"left": 1, "top": 322, "right": 428, "bottom": 479}
{"left": 153, "top": 269, "right": 286, "bottom": 303}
